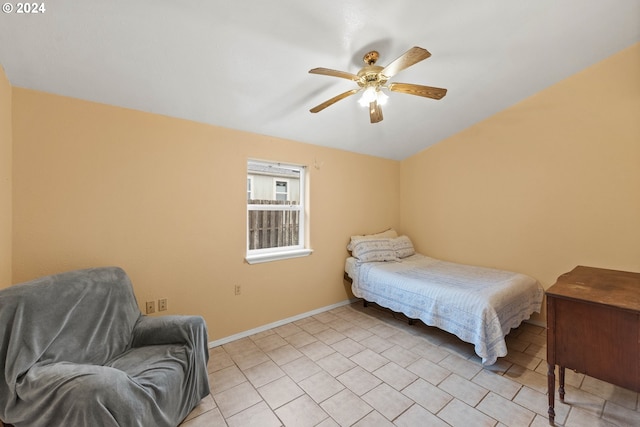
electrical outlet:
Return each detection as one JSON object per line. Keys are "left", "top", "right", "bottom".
{"left": 145, "top": 300, "right": 155, "bottom": 314}
{"left": 158, "top": 298, "right": 167, "bottom": 311}
{"left": 234, "top": 284, "right": 241, "bottom": 296}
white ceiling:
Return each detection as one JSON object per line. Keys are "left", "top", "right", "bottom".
{"left": 1, "top": 1, "right": 638, "bottom": 160}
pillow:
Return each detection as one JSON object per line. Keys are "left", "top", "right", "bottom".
{"left": 391, "top": 235, "right": 415, "bottom": 258}
{"left": 350, "top": 238, "right": 398, "bottom": 263}
{"left": 347, "top": 228, "right": 398, "bottom": 251}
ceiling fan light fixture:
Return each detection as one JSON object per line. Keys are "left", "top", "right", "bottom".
{"left": 358, "top": 87, "right": 387, "bottom": 107}
{"left": 358, "top": 87, "right": 377, "bottom": 105}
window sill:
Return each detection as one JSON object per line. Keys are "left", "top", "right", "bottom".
{"left": 245, "top": 248, "right": 313, "bottom": 265}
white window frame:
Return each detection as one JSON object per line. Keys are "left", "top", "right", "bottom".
{"left": 246, "top": 160, "right": 312, "bottom": 264}
{"left": 247, "top": 176, "right": 254, "bottom": 200}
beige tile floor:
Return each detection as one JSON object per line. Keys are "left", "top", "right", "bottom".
{"left": 181, "top": 302, "right": 640, "bottom": 427}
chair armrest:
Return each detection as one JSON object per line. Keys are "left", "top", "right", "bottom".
{"left": 130, "top": 315, "right": 209, "bottom": 356}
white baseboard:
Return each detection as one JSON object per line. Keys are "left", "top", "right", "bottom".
{"left": 208, "top": 298, "right": 359, "bottom": 348}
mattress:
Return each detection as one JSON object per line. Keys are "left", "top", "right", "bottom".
{"left": 346, "top": 253, "right": 544, "bottom": 365}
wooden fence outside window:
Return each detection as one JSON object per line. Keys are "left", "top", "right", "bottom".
{"left": 248, "top": 200, "right": 300, "bottom": 250}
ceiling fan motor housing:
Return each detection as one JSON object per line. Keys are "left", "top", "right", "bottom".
{"left": 357, "top": 65, "right": 387, "bottom": 89}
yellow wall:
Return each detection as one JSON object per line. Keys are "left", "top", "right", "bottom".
{"left": 0, "top": 65, "right": 11, "bottom": 286}
{"left": 400, "top": 43, "right": 640, "bottom": 322}
{"left": 7, "top": 43, "right": 639, "bottom": 335}
{"left": 11, "top": 89, "right": 400, "bottom": 339}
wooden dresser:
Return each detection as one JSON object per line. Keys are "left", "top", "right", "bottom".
{"left": 546, "top": 266, "right": 640, "bottom": 425}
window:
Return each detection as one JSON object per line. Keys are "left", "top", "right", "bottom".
{"left": 274, "top": 180, "right": 288, "bottom": 201}
{"left": 246, "top": 160, "right": 312, "bottom": 264}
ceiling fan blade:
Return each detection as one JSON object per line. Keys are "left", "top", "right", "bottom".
{"left": 369, "top": 100, "right": 383, "bottom": 123}
{"left": 310, "top": 89, "right": 360, "bottom": 113}
{"left": 309, "top": 67, "right": 360, "bottom": 81}
{"left": 388, "top": 82, "right": 447, "bottom": 100}
{"left": 380, "top": 46, "right": 431, "bottom": 78}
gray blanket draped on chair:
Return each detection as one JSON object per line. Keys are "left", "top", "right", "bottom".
{"left": 0, "top": 267, "right": 210, "bottom": 427}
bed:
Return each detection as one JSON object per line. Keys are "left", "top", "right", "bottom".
{"left": 345, "top": 231, "right": 544, "bottom": 365}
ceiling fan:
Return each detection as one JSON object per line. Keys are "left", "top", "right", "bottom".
{"left": 309, "top": 46, "right": 447, "bottom": 123}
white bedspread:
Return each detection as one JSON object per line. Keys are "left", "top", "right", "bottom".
{"left": 346, "top": 254, "right": 544, "bottom": 365}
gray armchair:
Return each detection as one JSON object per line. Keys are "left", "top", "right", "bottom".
{"left": 0, "top": 267, "right": 210, "bottom": 427}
